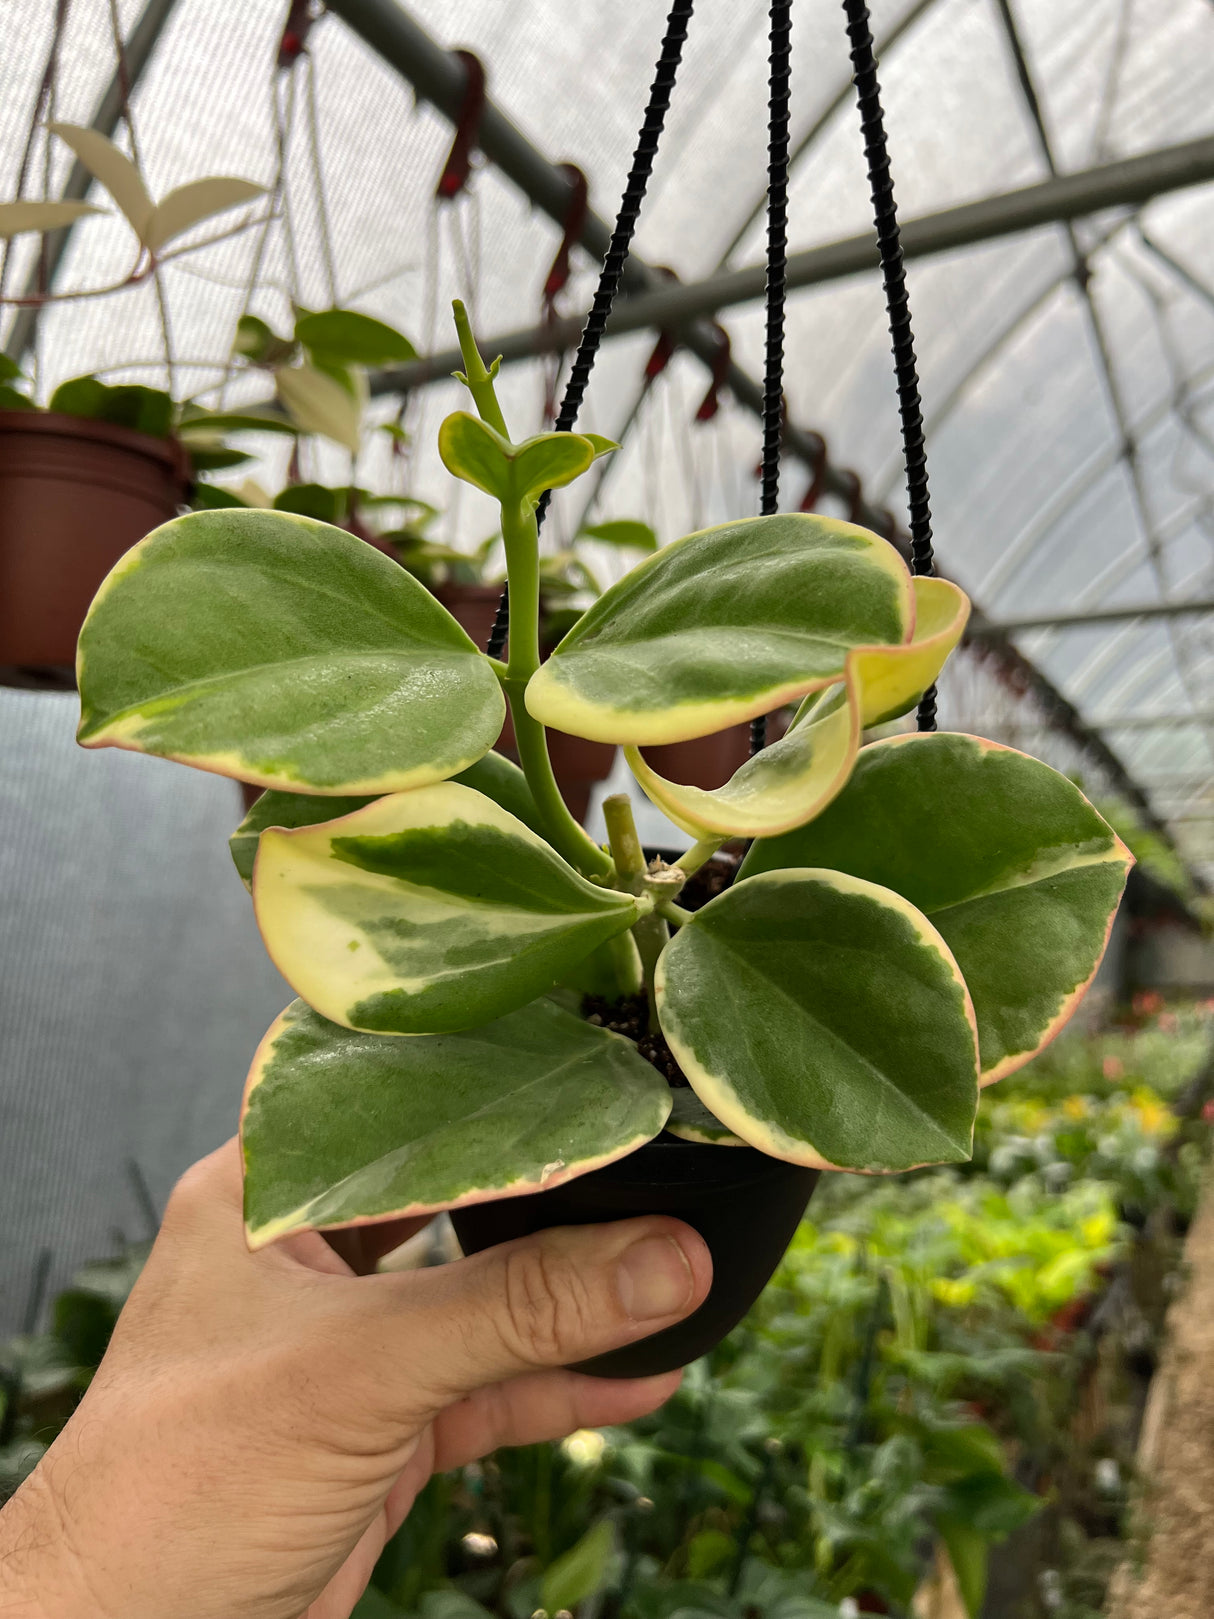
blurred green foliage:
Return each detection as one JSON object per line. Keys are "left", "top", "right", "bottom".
{"left": 4, "top": 1006, "right": 1211, "bottom": 1619}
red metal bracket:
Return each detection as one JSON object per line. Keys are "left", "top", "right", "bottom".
{"left": 693, "top": 324, "right": 732, "bottom": 422}
{"left": 436, "top": 50, "right": 487, "bottom": 201}
{"left": 277, "top": 0, "right": 318, "bottom": 68}
{"left": 542, "top": 164, "right": 589, "bottom": 320}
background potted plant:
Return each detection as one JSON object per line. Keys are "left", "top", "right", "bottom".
{"left": 72, "top": 305, "right": 1132, "bottom": 1378}
{"left": 0, "top": 120, "right": 432, "bottom": 680}
{"left": 0, "top": 124, "right": 271, "bottom": 675}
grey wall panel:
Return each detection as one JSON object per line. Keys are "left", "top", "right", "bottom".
{"left": 0, "top": 689, "right": 289, "bottom": 1331}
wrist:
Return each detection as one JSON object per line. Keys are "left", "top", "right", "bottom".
{"left": 0, "top": 1468, "right": 106, "bottom": 1619}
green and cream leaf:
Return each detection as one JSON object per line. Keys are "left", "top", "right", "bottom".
{"left": 626, "top": 680, "right": 860, "bottom": 837}
{"left": 438, "top": 412, "right": 600, "bottom": 510}
{"left": 525, "top": 513, "right": 916, "bottom": 745}
{"left": 740, "top": 733, "right": 1132, "bottom": 1081}
{"left": 241, "top": 997, "right": 672, "bottom": 1248}
{"left": 229, "top": 751, "right": 547, "bottom": 890}
{"left": 253, "top": 783, "right": 644, "bottom": 1034}
{"left": 77, "top": 508, "right": 505, "bottom": 794}
{"left": 656, "top": 869, "right": 980, "bottom": 1172}
{"left": 665, "top": 1089, "right": 747, "bottom": 1147}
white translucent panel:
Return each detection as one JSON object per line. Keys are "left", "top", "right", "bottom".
{"left": 1, "top": 0, "right": 1213, "bottom": 894}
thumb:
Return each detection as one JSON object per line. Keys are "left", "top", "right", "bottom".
{"left": 365, "top": 1216, "right": 712, "bottom": 1402}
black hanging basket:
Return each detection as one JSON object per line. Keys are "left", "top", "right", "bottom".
{"left": 452, "top": 1143, "right": 818, "bottom": 1379}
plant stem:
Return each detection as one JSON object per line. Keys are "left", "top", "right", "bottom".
{"left": 602, "top": 794, "right": 647, "bottom": 891}
{"left": 507, "top": 686, "right": 611, "bottom": 877}
{"left": 678, "top": 835, "right": 725, "bottom": 878}
{"left": 603, "top": 793, "right": 669, "bottom": 1025}
{"left": 453, "top": 300, "right": 610, "bottom": 879}
{"left": 452, "top": 298, "right": 508, "bottom": 435}
{"left": 658, "top": 900, "right": 693, "bottom": 928}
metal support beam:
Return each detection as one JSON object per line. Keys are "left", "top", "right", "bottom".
{"left": 326, "top": 0, "right": 1203, "bottom": 889}
{"left": 969, "top": 599, "right": 1214, "bottom": 635}
{"left": 370, "top": 135, "right": 1214, "bottom": 393}
{"left": 327, "top": 0, "right": 901, "bottom": 534}
{"left": 4, "top": 0, "right": 181, "bottom": 363}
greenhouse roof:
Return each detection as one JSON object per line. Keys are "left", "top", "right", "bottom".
{"left": 4, "top": 0, "right": 1214, "bottom": 885}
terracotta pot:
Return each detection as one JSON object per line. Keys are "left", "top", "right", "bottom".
{"left": 0, "top": 410, "right": 191, "bottom": 674}
{"left": 637, "top": 710, "right": 790, "bottom": 789}
{"left": 432, "top": 581, "right": 614, "bottom": 823}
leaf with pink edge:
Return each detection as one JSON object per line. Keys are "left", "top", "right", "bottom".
{"left": 240, "top": 996, "right": 670, "bottom": 1248}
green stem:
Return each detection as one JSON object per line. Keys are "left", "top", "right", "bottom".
{"left": 452, "top": 298, "right": 508, "bottom": 435}
{"left": 602, "top": 794, "right": 647, "bottom": 891}
{"left": 452, "top": 300, "right": 609, "bottom": 879}
{"left": 508, "top": 685, "right": 611, "bottom": 877}
{"left": 603, "top": 793, "right": 669, "bottom": 1026}
{"left": 678, "top": 835, "right": 725, "bottom": 878}
{"left": 658, "top": 901, "right": 693, "bottom": 928}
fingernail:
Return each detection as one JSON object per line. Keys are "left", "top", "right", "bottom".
{"left": 617, "top": 1235, "right": 695, "bottom": 1322}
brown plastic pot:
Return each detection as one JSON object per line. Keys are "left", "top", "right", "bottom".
{"left": 0, "top": 410, "right": 192, "bottom": 673}
{"left": 432, "top": 581, "right": 615, "bottom": 822}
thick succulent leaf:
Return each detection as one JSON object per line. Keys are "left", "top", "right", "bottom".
{"left": 253, "top": 783, "right": 642, "bottom": 1034}
{"left": 740, "top": 733, "right": 1133, "bottom": 1082}
{"left": 848, "top": 576, "right": 970, "bottom": 726}
{"left": 625, "top": 681, "right": 859, "bottom": 838}
{"left": 77, "top": 508, "right": 505, "bottom": 794}
{"left": 228, "top": 751, "right": 545, "bottom": 890}
{"left": 47, "top": 123, "right": 154, "bottom": 239}
{"left": 525, "top": 513, "right": 914, "bottom": 745}
{"left": 453, "top": 749, "right": 548, "bottom": 837}
{"left": 656, "top": 869, "right": 979, "bottom": 1172}
{"left": 438, "top": 413, "right": 599, "bottom": 509}
{"left": 276, "top": 361, "right": 362, "bottom": 453}
{"left": 0, "top": 199, "right": 104, "bottom": 237}
{"left": 665, "top": 1089, "right": 746, "bottom": 1147}
{"left": 143, "top": 177, "right": 264, "bottom": 251}
{"left": 240, "top": 996, "right": 671, "bottom": 1248}
{"left": 580, "top": 519, "right": 658, "bottom": 552}
{"left": 230, "top": 789, "right": 379, "bottom": 889}
{"left": 296, "top": 308, "right": 417, "bottom": 366}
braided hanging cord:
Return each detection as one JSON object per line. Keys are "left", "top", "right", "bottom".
{"left": 842, "top": 0, "right": 937, "bottom": 732}
{"left": 751, "top": 0, "right": 792, "bottom": 755}
{"left": 485, "top": 0, "right": 694, "bottom": 659}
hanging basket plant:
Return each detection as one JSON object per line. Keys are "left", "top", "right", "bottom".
{"left": 74, "top": 305, "right": 1131, "bottom": 1374}
{"left": 69, "top": 0, "right": 1132, "bottom": 1391}
{"left": 0, "top": 122, "right": 269, "bottom": 676}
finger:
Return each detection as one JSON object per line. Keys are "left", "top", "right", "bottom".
{"left": 362, "top": 1216, "right": 711, "bottom": 1404}
{"left": 431, "top": 1367, "right": 682, "bottom": 1473}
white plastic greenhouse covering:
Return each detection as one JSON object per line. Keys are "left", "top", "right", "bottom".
{"left": 2, "top": 0, "right": 1214, "bottom": 1321}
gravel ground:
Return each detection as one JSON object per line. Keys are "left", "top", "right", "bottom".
{"left": 1108, "top": 1178, "right": 1214, "bottom": 1619}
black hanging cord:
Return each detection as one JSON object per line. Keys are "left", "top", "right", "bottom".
{"left": 485, "top": 0, "right": 695, "bottom": 660}
{"left": 842, "top": 0, "right": 937, "bottom": 732}
{"left": 750, "top": 0, "right": 792, "bottom": 756}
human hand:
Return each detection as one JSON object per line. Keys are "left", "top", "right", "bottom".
{"left": 0, "top": 1140, "right": 710, "bottom": 1619}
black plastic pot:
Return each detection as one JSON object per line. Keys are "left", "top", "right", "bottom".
{"left": 451, "top": 1139, "right": 818, "bottom": 1379}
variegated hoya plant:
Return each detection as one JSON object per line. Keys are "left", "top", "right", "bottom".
{"left": 76, "top": 304, "right": 1132, "bottom": 1252}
